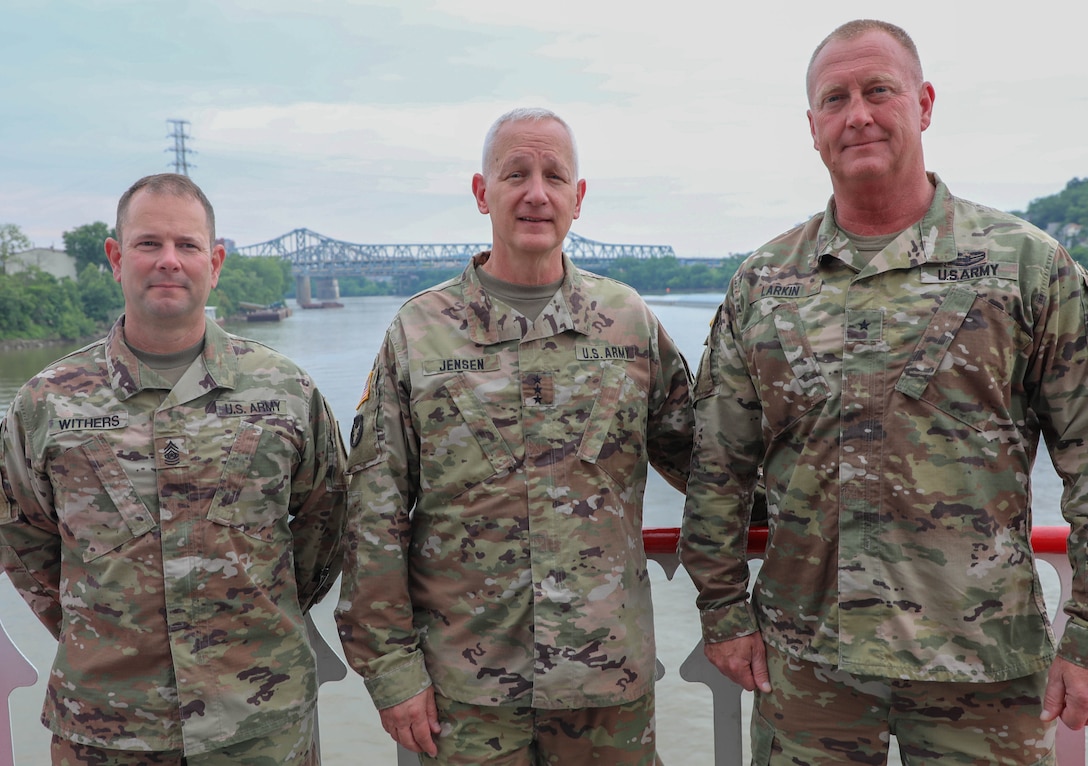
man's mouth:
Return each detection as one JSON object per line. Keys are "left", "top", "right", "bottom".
{"left": 845, "top": 138, "right": 884, "bottom": 149}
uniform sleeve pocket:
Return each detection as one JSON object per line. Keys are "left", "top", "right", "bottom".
{"left": 0, "top": 485, "right": 13, "bottom": 524}
{"left": 0, "top": 439, "right": 13, "bottom": 524}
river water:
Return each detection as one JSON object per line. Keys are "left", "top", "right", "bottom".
{"left": 0, "top": 294, "right": 1068, "bottom": 765}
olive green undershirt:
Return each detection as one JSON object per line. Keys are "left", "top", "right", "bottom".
{"left": 126, "top": 339, "right": 205, "bottom": 387}
{"left": 843, "top": 230, "right": 901, "bottom": 262}
{"left": 475, "top": 265, "right": 564, "bottom": 322}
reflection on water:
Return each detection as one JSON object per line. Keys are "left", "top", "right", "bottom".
{"left": 0, "top": 295, "right": 1069, "bottom": 764}
{"left": 0, "top": 342, "right": 85, "bottom": 413}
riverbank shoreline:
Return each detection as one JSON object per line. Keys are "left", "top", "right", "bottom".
{"left": 0, "top": 329, "right": 107, "bottom": 354}
{"left": 0, "top": 337, "right": 80, "bottom": 353}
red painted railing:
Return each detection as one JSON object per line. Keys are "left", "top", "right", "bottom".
{"left": 644, "top": 524, "right": 1070, "bottom": 555}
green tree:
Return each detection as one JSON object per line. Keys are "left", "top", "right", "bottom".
{"left": 209, "top": 254, "right": 294, "bottom": 317}
{"left": 0, "top": 269, "right": 96, "bottom": 341}
{"left": 1071, "top": 244, "right": 1088, "bottom": 271}
{"left": 1016, "top": 178, "right": 1088, "bottom": 230}
{"left": 0, "top": 223, "right": 32, "bottom": 271}
{"left": 62, "top": 221, "right": 116, "bottom": 275}
{"left": 338, "top": 275, "right": 393, "bottom": 296}
{"left": 77, "top": 263, "right": 125, "bottom": 324}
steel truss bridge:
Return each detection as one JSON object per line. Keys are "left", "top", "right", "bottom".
{"left": 235, "top": 228, "right": 676, "bottom": 278}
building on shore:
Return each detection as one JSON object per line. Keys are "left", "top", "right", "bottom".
{"left": 4, "top": 248, "right": 77, "bottom": 280}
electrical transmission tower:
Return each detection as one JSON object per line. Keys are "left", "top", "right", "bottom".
{"left": 165, "top": 119, "right": 196, "bottom": 176}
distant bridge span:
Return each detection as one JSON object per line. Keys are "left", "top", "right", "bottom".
{"left": 235, "top": 228, "right": 676, "bottom": 278}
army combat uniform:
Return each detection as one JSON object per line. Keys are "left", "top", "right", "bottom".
{"left": 681, "top": 176, "right": 1088, "bottom": 759}
{"left": 336, "top": 253, "right": 692, "bottom": 724}
{"left": 0, "top": 317, "right": 347, "bottom": 757}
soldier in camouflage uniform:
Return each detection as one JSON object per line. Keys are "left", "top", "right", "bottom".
{"left": 680, "top": 19, "right": 1088, "bottom": 764}
{"left": 335, "top": 108, "right": 693, "bottom": 764}
{"left": 0, "top": 174, "right": 347, "bottom": 765}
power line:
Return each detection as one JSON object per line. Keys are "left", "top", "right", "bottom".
{"left": 165, "top": 119, "right": 196, "bottom": 176}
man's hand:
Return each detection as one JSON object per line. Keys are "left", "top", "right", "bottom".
{"left": 1042, "top": 656, "right": 1088, "bottom": 729}
{"left": 379, "top": 687, "right": 442, "bottom": 757}
{"left": 703, "top": 633, "right": 771, "bottom": 693}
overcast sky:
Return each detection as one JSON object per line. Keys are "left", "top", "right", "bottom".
{"left": 4, "top": 0, "right": 1086, "bottom": 259}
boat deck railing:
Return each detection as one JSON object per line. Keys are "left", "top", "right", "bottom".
{"left": 1, "top": 526, "right": 1084, "bottom": 765}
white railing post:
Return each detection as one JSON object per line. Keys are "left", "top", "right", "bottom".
{"left": 648, "top": 544, "right": 743, "bottom": 766}
{"left": 0, "top": 606, "right": 38, "bottom": 766}
{"left": 307, "top": 613, "right": 348, "bottom": 762}
{"left": 679, "top": 640, "right": 744, "bottom": 765}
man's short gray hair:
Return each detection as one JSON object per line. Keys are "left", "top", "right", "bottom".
{"left": 481, "top": 107, "right": 579, "bottom": 177}
{"left": 806, "top": 19, "right": 924, "bottom": 104}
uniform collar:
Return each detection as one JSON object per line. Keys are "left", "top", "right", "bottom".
{"left": 463, "top": 251, "right": 595, "bottom": 345}
{"left": 106, "top": 315, "right": 238, "bottom": 400}
{"left": 811, "top": 173, "right": 960, "bottom": 270}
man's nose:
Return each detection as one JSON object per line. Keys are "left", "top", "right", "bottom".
{"left": 844, "top": 96, "right": 874, "bottom": 128}
{"left": 524, "top": 173, "right": 548, "bottom": 203}
{"left": 158, "top": 244, "right": 183, "bottom": 269}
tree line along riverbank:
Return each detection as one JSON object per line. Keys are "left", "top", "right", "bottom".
{"left": 4, "top": 174, "right": 1086, "bottom": 346}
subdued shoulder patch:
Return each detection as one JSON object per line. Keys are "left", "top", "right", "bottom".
{"left": 350, "top": 413, "right": 365, "bottom": 448}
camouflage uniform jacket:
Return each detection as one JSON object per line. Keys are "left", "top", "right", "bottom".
{"left": 681, "top": 176, "right": 1088, "bottom": 682}
{"left": 336, "top": 253, "right": 693, "bottom": 710}
{"left": 0, "top": 317, "right": 347, "bottom": 754}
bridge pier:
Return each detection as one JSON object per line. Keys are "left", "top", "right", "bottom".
{"left": 313, "top": 277, "right": 340, "bottom": 300}
{"left": 295, "top": 276, "right": 312, "bottom": 306}
{"left": 295, "top": 276, "right": 341, "bottom": 306}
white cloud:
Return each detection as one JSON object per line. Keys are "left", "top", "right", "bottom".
{"left": 2, "top": 0, "right": 1086, "bottom": 257}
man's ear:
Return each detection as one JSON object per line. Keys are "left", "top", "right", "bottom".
{"left": 105, "top": 237, "right": 123, "bottom": 283}
{"left": 472, "top": 173, "right": 489, "bottom": 214}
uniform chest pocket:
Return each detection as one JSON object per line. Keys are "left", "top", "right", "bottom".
{"left": 895, "top": 286, "right": 1027, "bottom": 437}
{"left": 743, "top": 302, "right": 831, "bottom": 438}
{"left": 419, "top": 375, "right": 518, "bottom": 503}
{"left": 49, "top": 435, "right": 156, "bottom": 562}
{"left": 207, "top": 420, "right": 297, "bottom": 542}
{"left": 576, "top": 363, "right": 647, "bottom": 485}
